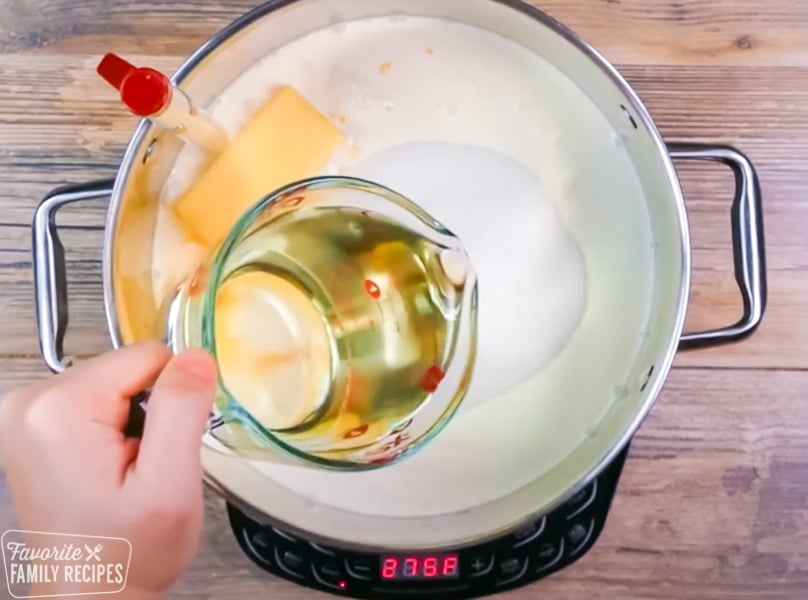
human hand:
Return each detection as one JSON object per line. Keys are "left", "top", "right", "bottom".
{"left": 0, "top": 342, "right": 217, "bottom": 600}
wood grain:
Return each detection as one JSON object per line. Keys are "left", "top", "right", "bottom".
{"left": 539, "top": 0, "right": 808, "bottom": 67}
{"left": 1, "top": 0, "right": 806, "bottom": 66}
{"left": 0, "top": 1, "right": 806, "bottom": 599}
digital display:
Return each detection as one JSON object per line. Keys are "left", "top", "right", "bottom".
{"left": 381, "top": 555, "right": 460, "bottom": 580}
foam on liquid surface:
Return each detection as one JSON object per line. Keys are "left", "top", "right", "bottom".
{"left": 153, "top": 16, "right": 655, "bottom": 518}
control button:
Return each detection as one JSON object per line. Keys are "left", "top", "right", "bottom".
{"left": 345, "top": 557, "right": 374, "bottom": 581}
{"left": 311, "top": 561, "right": 347, "bottom": 591}
{"left": 567, "top": 518, "right": 596, "bottom": 556}
{"left": 239, "top": 529, "right": 272, "bottom": 567}
{"left": 495, "top": 556, "right": 529, "bottom": 586}
{"left": 274, "top": 546, "right": 305, "bottom": 578}
{"left": 565, "top": 480, "right": 598, "bottom": 519}
{"left": 251, "top": 531, "right": 271, "bottom": 550}
{"left": 320, "top": 561, "right": 343, "bottom": 579}
{"left": 283, "top": 550, "right": 304, "bottom": 570}
{"left": 536, "top": 539, "right": 565, "bottom": 574}
{"left": 271, "top": 526, "right": 300, "bottom": 543}
{"left": 512, "top": 517, "right": 546, "bottom": 548}
{"left": 309, "top": 541, "right": 337, "bottom": 556}
{"left": 467, "top": 554, "right": 495, "bottom": 577}
{"left": 499, "top": 557, "right": 521, "bottom": 575}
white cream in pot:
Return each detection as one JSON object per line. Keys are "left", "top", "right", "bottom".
{"left": 153, "top": 16, "right": 654, "bottom": 517}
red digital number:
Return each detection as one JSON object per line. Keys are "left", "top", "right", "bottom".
{"left": 404, "top": 557, "right": 418, "bottom": 577}
{"left": 442, "top": 556, "right": 459, "bottom": 576}
{"left": 423, "top": 557, "right": 438, "bottom": 577}
{"left": 382, "top": 558, "right": 398, "bottom": 579}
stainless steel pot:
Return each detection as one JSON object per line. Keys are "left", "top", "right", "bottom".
{"left": 32, "top": 0, "right": 766, "bottom": 551}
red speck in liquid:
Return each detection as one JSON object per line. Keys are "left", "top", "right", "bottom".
{"left": 364, "top": 279, "right": 381, "bottom": 299}
{"left": 339, "top": 582, "right": 347, "bottom": 589}
{"left": 421, "top": 366, "right": 445, "bottom": 393}
{"left": 342, "top": 424, "right": 369, "bottom": 439}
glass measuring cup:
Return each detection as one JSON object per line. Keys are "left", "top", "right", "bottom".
{"left": 166, "top": 176, "right": 478, "bottom": 470}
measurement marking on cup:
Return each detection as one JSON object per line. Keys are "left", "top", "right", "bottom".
{"left": 391, "top": 419, "right": 413, "bottom": 434}
{"left": 370, "top": 432, "right": 412, "bottom": 456}
{"left": 364, "top": 279, "right": 381, "bottom": 299}
{"left": 421, "top": 365, "right": 445, "bottom": 393}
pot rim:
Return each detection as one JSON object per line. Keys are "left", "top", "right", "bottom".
{"left": 101, "top": 0, "right": 691, "bottom": 547}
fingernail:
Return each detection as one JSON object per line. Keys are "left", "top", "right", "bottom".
{"left": 176, "top": 349, "right": 217, "bottom": 382}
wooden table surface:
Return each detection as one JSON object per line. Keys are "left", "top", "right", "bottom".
{"left": 1, "top": 0, "right": 806, "bottom": 598}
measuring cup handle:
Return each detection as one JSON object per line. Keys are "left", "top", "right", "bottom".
{"left": 32, "top": 179, "right": 116, "bottom": 373}
{"left": 668, "top": 143, "right": 767, "bottom": 350}
{"left": 31, "top": 180, "right": 235, "bottom": 459}
{"left": 122, "top": 388, "right": 226, "bottom": 442}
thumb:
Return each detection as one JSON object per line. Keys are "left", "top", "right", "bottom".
{"left": 135, "top": 349, "right": 217, "bottom": 493}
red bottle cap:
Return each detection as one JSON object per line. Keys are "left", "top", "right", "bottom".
{"left": 97, "top": 53, "right": 172, "bottom": 117}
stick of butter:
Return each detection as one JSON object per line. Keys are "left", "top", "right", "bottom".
{"left": 171, "top": 85, "right": 344, "bottom": 248}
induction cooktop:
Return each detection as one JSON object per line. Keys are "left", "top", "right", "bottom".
{"left": 227, "top": 443, "right": 630, "bottom": 599}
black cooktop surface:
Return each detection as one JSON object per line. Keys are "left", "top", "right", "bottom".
{"left": 227, "top": 443, "right": 630, "bottom": 599}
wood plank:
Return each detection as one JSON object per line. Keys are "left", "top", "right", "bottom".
{"left": 537, "top": 0, "right": 808, "bottom": 67}
{"left": 1, "top": 0, "right": 806, "bottom": 67}
{"left": 2, "top": 366, "right": 806, "bottom": 598}
{"left": 0, "top": 0, "right": 251, "bottom": 56}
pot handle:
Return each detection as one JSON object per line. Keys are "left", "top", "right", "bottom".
{"left": 667, "top": 143, "right": 767, "bottom": 350}
{"left": 32, "top": 179, "right": 116, "bottom": 373}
